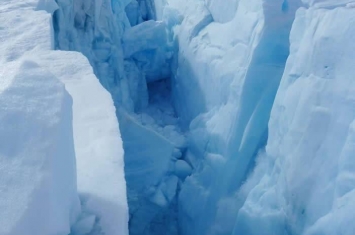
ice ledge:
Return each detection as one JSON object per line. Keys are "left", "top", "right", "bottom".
{"left": 33, "top": 50, "right": 129, "bottom": 235}
{"left": 0, "top": 1, "right": 129, "bottom": 235}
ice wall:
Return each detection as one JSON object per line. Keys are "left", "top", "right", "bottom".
{"left": 54, "top": 0, "right": 136, "bottom": 111}
{"left": 156, "top": 0, "right": 355, "bottom": 235}
{"left": 1, "top": 1, "right": 130, "bottom": 235}
{"left": 54, "top": 0, "right": 159, "bottom": 112}
{"left": 33, "top": 51, "right": 129, "bottom": 235}
{"left": 152, "top": 0, "right": 298, "bottom": 234}
{"left": 53, "top": 0, "right": 183, "bottom": 234}
{"left": 51, "top": 0, "right": 355, "bottom": 234}
{"left": 235, "top": 2, "right": 355, "bottom": 235}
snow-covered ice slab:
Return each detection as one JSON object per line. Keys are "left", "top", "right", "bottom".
{"left": 34, "top": 51, "right": 129, "bottom": 235}
{"left": 0, "top": 59, "right": 80, "bottom": 235}
{"left": 0, "top": 1, "right": 80, "bottom": 235}
{"left": 0, "top": 0, "right": 129, "bottom": 235}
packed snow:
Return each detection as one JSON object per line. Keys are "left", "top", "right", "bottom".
{"left": 0, "top": 2, "right": 79, "bottom": 235}
{"left": 0, "top": 0, "right": 128, "bottom": 235}
{"left": 33, "top": 51, "right": 129, "bottom": 235}
{"left": 0, "top": 58, "right": 80, "bottom": 235}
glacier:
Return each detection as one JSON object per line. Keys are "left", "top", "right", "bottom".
{"left": 1, "top": 0, "right": 355, "bottom": 234}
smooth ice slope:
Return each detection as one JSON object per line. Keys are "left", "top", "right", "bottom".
{"left": 0, "top": 1, "right": 80, "bottom": 234}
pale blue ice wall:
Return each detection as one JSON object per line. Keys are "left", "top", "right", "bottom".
{"left": 235, "top": 2, "right": 355, "bottom": 235}
{"left": 156, "top": 1, "right": 355, "bottom": 235}
{"left": 53, "top": 0, "right": 143, "bottom": 112}
{"left": 155, "top": 0, "right": 299, "bottom": 234}
{"left": 53, "top": 0, "right": 355, "bottom": 234}
{"left": 53, "top": 1, "right": 183, "bottom": 235}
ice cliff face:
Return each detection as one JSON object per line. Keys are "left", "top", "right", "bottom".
{"left": 238, "top": 3, "right": 355, "bottom": 235}
{"left": 165, "top": 0, "right": 355, "bottom": 234}
{"left": 165, "top": 0, "right": 300, "bottom": 234}
{"left": 0, "top": 2, "right": 80, "bottom": 234}
{"left": 50, "top": 0, "right": 355, "bottom": 234}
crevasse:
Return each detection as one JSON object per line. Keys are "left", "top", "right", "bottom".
{"left": 52, "top": 0, "right": 355, "bottom": 234}
{"left": 53, "top": 0, "right": 185, "bottom": 234}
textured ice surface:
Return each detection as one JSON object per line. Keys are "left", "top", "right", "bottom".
{"left": 152, "top": 0, "right": 355, "bottom": 234}
{"left": 13, "top": 0, "right": 353, "bottom": 234}
{"left": 122, "top": 20, "right": 172, "bottom": 82}
{"left": 155, "top": 0, "right": 299, "bottom": 234}
{"left": 54, "top": 0, "right": 135, "bottom": 110}
{"left": 235, "top": 5, "right": 355, "bottom": 235}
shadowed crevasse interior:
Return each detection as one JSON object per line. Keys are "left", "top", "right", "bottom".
{"left": 52, "top": 0, "right": 300, "bottom": 234}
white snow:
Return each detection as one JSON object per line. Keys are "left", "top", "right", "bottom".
{"left": 0, "top": 58, "right": 80, "bottom": 235}
{"left": 0, "top": 1, "right": 128, "bottom": 235}
{"left": 33, "top": 51, "right": 129, "bottom": 235}
{"left": 154, "top": 0, "right": 355, "bottom": 235}
{"left": 0, "top": 2, "right": 80, "bottom": 234}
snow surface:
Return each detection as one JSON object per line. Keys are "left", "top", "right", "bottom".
{"left": 0, "top": 1, "right": 80, "bottom": 235}
{"left": 33, "top": 51, "right": 129, "bottom": 235}
{"left": 0, "top": 58, "right": 79, "bottom": 235}
{"left": 0, "top": 1, "right": 128, "bottom": 235}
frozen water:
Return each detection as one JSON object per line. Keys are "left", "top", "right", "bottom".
{"left": 71, "top": 215, "right": 96, "bottom": 235}
{"left": 3, "top": 0, "right": 355, "bottom": 234}
{"left": 53, "top": 0, "right": 355, "bottom": 234}
{"left": 125, "top": 1, "right": 141, "bottom": 26}
{"left": 236, "top": 5, "right": 355, "bottom": 235}
{"left": 122, "top": 20, "right": 172, "bottom": 82}
{"left": 54, "top": 0, "right": 184, "bottom": 234}
{"left": 154, "top": 0, "right": 355, "bottom": 235}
